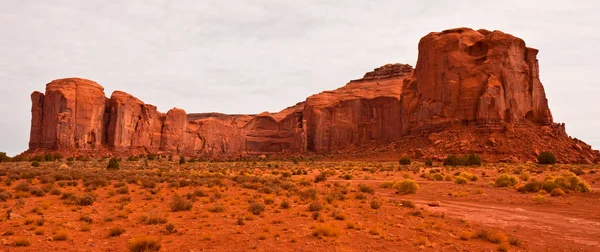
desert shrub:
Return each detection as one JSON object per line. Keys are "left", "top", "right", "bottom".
{"left": 495, "top": 174, "right": 519, "bottom": 187}
{"left": 128, "top": 236, "right": 160, "bottom": 252}
{"left": 537, "top": 152, "right": 556, "bottom": 164}
{"left": 0, "top": 191, "right": 12, "bottom": 201}
{"left": 166, "top": 223, "right": 177, "bottom": 233}
{"left": 79, "top": 215, "right": 93, "bottom": 224}
{"left": 550, "top": 188, "right": 566, "bottom": 197}
{"left": 399, "top": 157, "right": 411, "bottom": 165}
{"left": 443, "top": 155, "right": 462, "bottom": 166}
{"left": 170, "top": 195, "right": 192, "bottom": 212}
{"left": 358, "top": 184, "right": 374, "bottom": 194}
{"left": 280, "top": 200, "right": 290, "bottom": 209}
{"left": 424, "top": 158, "right": 433, "bottom": 166}
{"left": 454, "top": 176, "right": 468, "bottom": 185}
{"left": 14, "top": 182, "right": 30, "bottom": 192}
{"left": 52, "top": 230, "right": 69, "bottom": 241}
{"left": 13, "top": 238, "right": 30, "bottom": 246}
{"left": 432, "top": 173, "right": 444, "bottom": 181}
{"left": 208, "top": 204, "right": 225, "bottom": 213}
{"left": 465, "top": 153, "right": 481, "bottom": 166}
{"left": 109, "top": 226, "right": 125, "bottom": 237}
{"left": 30, "top": 187, "right": 45, "bottom": 197}
{"left": 314, "top": 173, "right": 327, "bottom": 183}
{"left": 443, "top": 154, "right": 481, "bottom": 166}
{"left": 75, "top": 194, "right": 96, "bottom": 206}
{"left": 308, "top": 201, "right": 323, "bottom": 212}
{"left": 179, "top": 156, "right": 186, "bottom": 165}
{"left": 370, "top": 199, "right": 382, "bottom": 209}
{"left": 519, "top": 172, "right": 591, "bottom": 193}
{"left": 312, "top": 224, "right": 340, "bottom": 237}
{"left": 299, "top": 188, "right": 318, "bottom": 201}
{"left": 458, "top": 172, "right": 478, "bottom": 181}
{"left": 395, "top": 179, "right": 418, "bottom": 194}
{"left": 31, "top": 161, "right": 40, "bottom": 167}
{"left": 141, "top": 214, "right": 167, "bottom": 225}
{"left": 400, "top": 199, "right": 415, "bottom": 208}
{"left": 107, "top": 158, "right": 120, "bottom": 170}
{"left": 519, "top": 172, "right": 530, "bottom": 182}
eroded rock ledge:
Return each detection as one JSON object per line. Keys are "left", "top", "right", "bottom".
{"left": 26, "top": 28, "right": 599, "bottom": 163}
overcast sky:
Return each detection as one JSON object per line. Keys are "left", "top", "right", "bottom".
{"left": 0, "top": 0, "right": 598, "bottom": 156}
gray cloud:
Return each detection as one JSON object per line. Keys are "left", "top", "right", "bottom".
{"left": 0, "top": 0, "right": 598, "bottom": 155}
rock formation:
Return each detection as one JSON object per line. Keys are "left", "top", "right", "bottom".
{"left": 26, "top": 28, "right": 599, "bottom": 163}
{"left": 400, "top": 28, "right": 552, "bottom": 134}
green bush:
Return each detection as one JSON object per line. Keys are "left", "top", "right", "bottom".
{"left": 0, "top": 152, "right": 10, "bottom": 162}
{"left": 443, "top": 155, "right": 462, "bottom": 166}
{"left": 107, "top": 158, "right": 120, "bottom": 170}
{"left": 424, "top": 158, "right": 433, "bottom": 166}
{"left": 399, "top": 157, "right": 411, "bottom": 165}
{"left": 495, "top": 174, "right": 519, "bottom": 187}
{"left": 31, "top": 161, "right": 40, "bottom": 167}
{"left": 443, "top": 154, "right": 482, "bottom": 166}
{"left": 537, "top": 152, "right": 556, "bottom": 164}
{"left": 179, "top": 156, "right": 186, "bottom": 165}
{"left": 465, "top": 153, "right": 481, "bottom": 166}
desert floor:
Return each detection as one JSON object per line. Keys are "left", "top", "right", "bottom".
{"left": 0, "top": 158, "right": 598, "bottom": 251}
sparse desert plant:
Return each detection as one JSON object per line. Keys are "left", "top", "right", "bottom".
{"left": 550, "top": 188, "right": 566, "bottom": 197}
{"left": 519, "top": 172, "right": 591, "bottom": 194}
{"left": 424, "top": 158, "right": 433, "bottom": 166}
{"left": 128, "top": 236, "right": 160, "bottom": 252}
{"left": 179, "top": 156, "right": 186, "bottom": 165}
{"left": 443, "top": 155, "right": 462, "bottom": 166}
{"left": 314, "top": 172, "right": 327, "bottom": 183}
{"left": 358, "top": 184, "right": 374, "bottom": 194}
{"left": 249, "top": 202, "right": 265, "bottom": 215}
{"left": 495, "top": 174, "right": 519, "bottom": 187}
{"left": 280, "top": 200, "right": 290, "bottom": 209}
{"left": 370, "top": 199, "right": 382, "bottom": 209}
{"left": 312, "top": 223, "right": 340, "bottom": 237}
{"left": 141, "top": 214, "right": 167, "bottom": 225}
{"left": 465, "top": 153, "right": 482, "bottom": 166}
{"left": 31, "top": 161, "right": 40, "bottom": 167}
{"left": 395, "top": 179, "right": 419, "bottom": 194}
{"left": 13, "top": 238, "right": 30, "bottom": 246}
{"left": 52, "top": 230, "right": 69, "bottom": 241}
{"left": 454, "top": 176, "right": 468, "bottom": 185}
{"left": 166, "top": 223, "right": 177, "bottom": 233}
{"left": 537, "top": 151, "right": 556, "bottom": 164}
{"left": 170, "top": 195, "right": 193, "bottom": 212}
{"left": 107, "top": 158, "right": 120, "bottom": 170}
{"left": 109, "top": 226, "right": 126, "bottom": 237}
{"left": 399, "top": 157, "right": 411, "bottom": 165}
{"left": 208, "top": 203, "right": 225, "bottom": 213}
{"left": 308, "top": 201, "right": 323, "bottom": 212}
{"left": 401, "top": 199, "right": 415, "bottom": 208}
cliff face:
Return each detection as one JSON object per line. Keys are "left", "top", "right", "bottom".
{"left": 26, "top": 28, "right": 599, "bottom": 163}
{"left": 304, "top": 64, "right": 412, "bottom": 152}
{"left": 400, "top": 28, "right": 552, "bottom": 134}
{"left": 28, "top": 78, "right": 307, "bottom": 157}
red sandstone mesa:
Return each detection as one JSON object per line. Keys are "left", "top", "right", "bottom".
{"left": 27, "top": 28, "right": 599, "bottom": 163}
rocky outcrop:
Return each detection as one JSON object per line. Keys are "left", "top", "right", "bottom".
{"left": 25, "top": 28, "right": 599, "bottom": 163}
{"left": 29, "top": 78, "right": 107, "bottom": 150}
{"left": 304, "top": 64, "right": 412, "bottom": 152}
{"left": 400, "top": 28, "right": 553, "bottom": 134}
